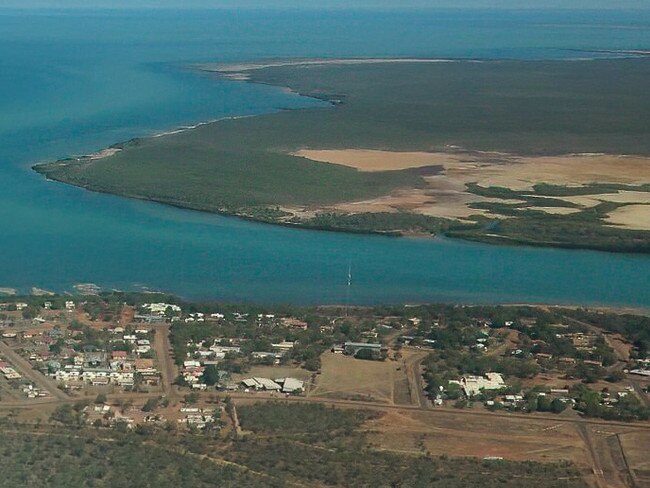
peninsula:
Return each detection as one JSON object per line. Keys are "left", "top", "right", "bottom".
{"left": 35, "top": 58, "right": 650, "bottom": 252}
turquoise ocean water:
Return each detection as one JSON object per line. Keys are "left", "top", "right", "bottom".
{"left": 1, "top": 8, "right": 650, "bottom": 305}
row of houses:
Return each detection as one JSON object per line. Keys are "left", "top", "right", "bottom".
{"left": 0, "top": 364, "right": 21, "bottom": 380}
{"left": 52, "top": 358, "right": 158, "bottom": 388}
{"left": 54, "top": 368, "right": 134, "bottom": 387}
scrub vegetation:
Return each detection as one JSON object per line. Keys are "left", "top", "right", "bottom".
{"left": 0, "top": 406, "right": 588, "bottom": 488}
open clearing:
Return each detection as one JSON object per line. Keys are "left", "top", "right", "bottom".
{"left": 308, "top": 353, "right": 408, "bottom": 404}
{"left": 293, "top": 149, "right": 454, "bottom": 172}
{"left": 363, "top": 408, "right": 648, "bottom": 488}
{"left": 619, "top": 431, "right": 650, "bottom": 486}
{"left": 364, "top": 409, "right": 590, "bottom": 463}
{"left": 606, "top": 204, "right": 650, "bottom": 230}
{"left": 298, "top": 149, "right": 650, "bottom": 226}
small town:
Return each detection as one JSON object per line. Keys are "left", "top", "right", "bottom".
{"left": 1, "top": 291, "right": 649, "bottom": 487}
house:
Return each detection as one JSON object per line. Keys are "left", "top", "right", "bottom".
{"left": 254, "top": 377, "right": 282, "bottom": 391}
{"left": 84, "top": 352, "right": 107, "bottom": 368}
{"left": 134, "top": 314, "right": 165, "bottom": 324}
{"left": 251, "top": 351, "right": 281, "bottom": 360}
{"left": 343, "top": 342, "right": 385, "bottom": 354}
{"left": 630, "top": 369, "right": 650, "bottom": 377}
{"left": 91, "top": 376, "right": 110, "bottom": 387}
{"left": 583, "top": 359, "right": 603, "bottom": 367}
{"left": 209, "top": 345, "right": 241, "bottom": 356}
{"left": 135, "top": 358, "right": 156, "bottom": 375}
{"left": 82, "top": 368, "right": 112, "bottom": 384}
{"left": 279, "top": 377, "right": 304, "bottom": 394}
{"left": 241, "top": 378, "right": 260, "bottom": 390}
{"left": 1, "top": 367, "right": 21, "bottom": 380}
{"left": 143, "top": 303, "right": 181, "bottom": 315}
{"left": 271, "top": 341, "right": 295, "bottom": 352}
{"left": 550, "top": 388, "right": 570, "bottom": 395}
{"left": 282, "top": 317, "right": 308, "bottom": 330}
{"left": 110, "top": 371, "right": 135, "bottom": 387}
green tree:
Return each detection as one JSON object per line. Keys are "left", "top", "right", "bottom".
{"left": 185, "top": 392, "right": 199, "bottom": 405}
{"left": 50, "top": 404, "right": 78, "bottom": 425}
{"left": 202, "top": 365, "right": 220, "bottom": 386}
{"left": 142, "top": 398, "right": 159, "bottom": 412}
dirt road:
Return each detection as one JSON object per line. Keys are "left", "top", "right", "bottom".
{"left": 0, "top": 340, "right": 68, "bottom": 401}
{"left": 153, "top": 324, "right": 179, "bottom": 401}
{"left": 402, "top": 348, "right": 428, "bottom": 407}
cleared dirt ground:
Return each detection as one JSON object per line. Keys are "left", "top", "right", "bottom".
{"left": 619, "top": 431, "right": 650, "bottom": 486}
{"left": 295, "top": 149, "right": 650, "bottom": 228}
{"left": 362, "top": 408, "right": 649, "bottom": 488}
{"left": 309, "top": 353, "right": 409, "bottom": 404}
{"left": 606, "top": 205, "right": 650, "bottom": 231}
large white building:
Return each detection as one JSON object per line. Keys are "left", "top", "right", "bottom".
{"left": 144, "top": 303, "right": 181, "bottom": 315}
{"left": 458, "top": 372, "right": 505, "bottom": 397}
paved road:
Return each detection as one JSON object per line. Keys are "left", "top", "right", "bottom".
{"left": 0, "top": 340, "right": 68, "bottom": 401}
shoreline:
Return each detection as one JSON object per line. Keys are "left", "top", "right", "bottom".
{"left": 32, "top": 57, "right": 650, "bottom": 256}
{"left": 57, "top": 115, "right": 259, "bottom": 165}
{"left": 196, "top": 57, "right": 463, "bottom": 80}
{"left": 2, "top": 286, "right": 649, "bottom": 315}
{"left": 33, "top": 166, "right": 650, "bottom": 256}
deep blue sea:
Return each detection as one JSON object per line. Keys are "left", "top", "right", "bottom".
{"left": 1, "top": 8, "right": 650, "bottom": 306}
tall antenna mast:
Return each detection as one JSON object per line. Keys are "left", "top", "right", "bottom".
{"left": 345, "top": 262, "right": 352, "bottom": 317}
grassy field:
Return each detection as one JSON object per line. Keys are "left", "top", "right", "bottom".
{"left": 35, "top": 58, "right": 650, "bottom": 251}
{"left": 308, "top": 352, "right": 406, "bottom": 404}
